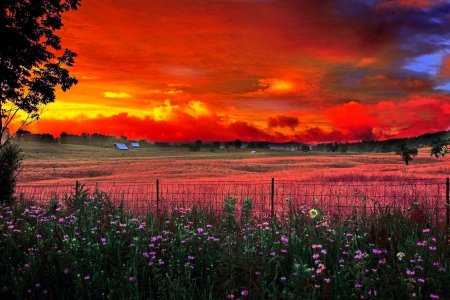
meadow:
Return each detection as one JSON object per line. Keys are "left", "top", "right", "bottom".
{"left": 13, "top": 141, "right": 450, "bottom": 184}
{"left": 3, "top": 141, "right": 449, "bottom": 299}
{"left": 1, "top": 186, "right": 449, "bottom": 299}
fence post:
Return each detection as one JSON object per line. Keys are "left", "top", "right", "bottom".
{"left": 75, "top": 180, "right": 79, "bottom": 201}
{"left": 271, "top": 178, "right": 275, "bottom": 219}
{"left": 156, "top": 179, "right": 160, "bottom": 214}
{"left": 446, "top": 177, "right": 449, "bottom": 230}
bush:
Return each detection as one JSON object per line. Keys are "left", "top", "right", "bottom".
{"left": 0, "top": 144, "right": 23, "bottom": 204}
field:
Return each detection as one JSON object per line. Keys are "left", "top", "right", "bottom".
{"left": 2, "top": 141, "right": 450, "bottom": 299}
{"left": 13, "top": 141, "right": 450, "bottom": 184}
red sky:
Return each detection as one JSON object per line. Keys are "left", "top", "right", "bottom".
{"left": 23, "top": 0, "right": 450, "bottom": 143}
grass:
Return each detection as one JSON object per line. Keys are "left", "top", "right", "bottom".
{"left": 12, "top": 141, "right": 449, "bottom": 184}
{"left": 1, "top": 184, "right": 449, "bottom": 299}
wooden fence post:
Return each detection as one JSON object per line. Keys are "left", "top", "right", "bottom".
{"left": 156, "top": 179, "right": 160, "bottom": 214}
{"left": 446, "top": 177, "right": 449, "bottom": 230}
{"left": 271, "top": 178, "right": 275, "bottom": 219}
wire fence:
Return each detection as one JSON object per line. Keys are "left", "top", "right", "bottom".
{"left": 15, "top": 178, "right": 450, "bottom": 224}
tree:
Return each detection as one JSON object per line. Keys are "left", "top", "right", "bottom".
{"left": 234, "top": 139, "right": 242, "bottom": 149}
{"left": 299, "top": 145, "right": 310, "bottom": 152}
{"left": 395, "top": 143, "right": 418, "bottom": 165}
{"left": 0, "top": 0, "right": 81, "bottom": 148}
{"left": 0, "top": 144, "right": 23, "bottom": 204}
{"left": 429, "top": 137, "right": 450, "bottom": 158}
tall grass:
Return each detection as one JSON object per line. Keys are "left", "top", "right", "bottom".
{"left": 1, "top": 184, "right": 449, "bottom": 299}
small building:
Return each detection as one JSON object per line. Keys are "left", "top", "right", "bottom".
{"left": 114, "top": 143, "right": 129, "bottom": 150}
{"left": 130, "top": 142, "right": 140, "bottom": 149}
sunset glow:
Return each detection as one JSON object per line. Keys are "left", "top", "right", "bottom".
{"left": 22, "top": 0, "right": 450, "bottom": 143}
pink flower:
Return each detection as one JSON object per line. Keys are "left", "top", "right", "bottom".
{"left": 241, "top": 290, "right": 248, "bottom": 296}
{"left": 197, "top": 228, "right": 203, "bottom": 233}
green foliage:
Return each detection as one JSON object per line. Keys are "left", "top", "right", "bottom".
{"left": 0, "top": 193, "right": 449, "bottom": 299}
{"left": 240, "top": 198, "right": 253, "bottom": 226}
{"left": 221, "top": 196, "right": 238, "bottom": 230}
{"left": 429, "top": 137, "right": 450, "bottom": 158}
{"left": 0, "top": 144, "right": 23, "bottom": 204}
{"left": 395, "top": 143, "right": 419, "bottom": 165}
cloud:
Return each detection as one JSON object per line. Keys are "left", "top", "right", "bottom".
{"left": 375, "top": 0, "right": 448, "bottom": 9}
{"left": 437, "top": 54, "right": 450, "bottom": 78}
{"left": 268, "top": 115, "right": 299, "bottom": 130}
{"left": 80, "top": 76, "right": 101, "bottom": 80}
{"left": 103, "top": 92, "right": 132, "bottom": 98}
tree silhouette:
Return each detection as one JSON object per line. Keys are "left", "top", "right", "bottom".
{"left": 233, "top": 139, "right": 242, "bottom": 149}
{"left": 395, "top": 143, "right": 418, "bottom": 165}
{"left": 0, "top": 0, "right": 81, "bottom": 148}
{"left": 429, "top": 137, "right": 449, "bottom": 158}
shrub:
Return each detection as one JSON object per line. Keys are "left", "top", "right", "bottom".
{"left": 0, "top": 144, "right": 23, "bottom": 204}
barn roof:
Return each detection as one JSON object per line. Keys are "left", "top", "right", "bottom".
{"left": 114, "top": 143, "right": 129, "bottom": 150}
{"left": 131, "top": 142, "right": 140, "bottom": 147}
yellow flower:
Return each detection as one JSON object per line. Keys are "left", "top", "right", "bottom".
{"left": 309, "top": 209, "right": 319, "bottom": 218}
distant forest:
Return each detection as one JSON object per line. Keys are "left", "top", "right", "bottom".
{"left": 13, "top": 129, "right": 450, "bottom": 153}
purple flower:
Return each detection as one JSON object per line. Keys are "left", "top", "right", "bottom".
{"left": 430, "top": 294, "right": 440, "bottom": 299}
{"left": 227, "top": 294, "right": 234, "bottom": 298}
{"left": 355, "top": 283, "right": 363, "bottom": 289}
{"left": 281, "top": 276, "right": 286, "bottom": 281}
{"left": 197, "top": 228, "right": 204, "bottom": 233}
{"left": 407, "top": 269, "right": 415, "bottom": 276}
{"left": 84, "top": 276, "right": 90, "bottom": 280}
{"left": 418, "top": 278, "right": 425, "bottom": 283}
{"left": 129, "top": 277, "right": 135, "bottom": 281}
{"left": 188, "top": 256, "right": 195, "bottom": 260}
{"left": 281, "top": 237, "right": 288, "bottom": 244}
{"left": 241, "top": 290, "right": 248, "bottom": 296}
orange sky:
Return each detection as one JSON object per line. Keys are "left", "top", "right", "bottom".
{"left": 22, "top": 0, "right": 450, "bottom": 143}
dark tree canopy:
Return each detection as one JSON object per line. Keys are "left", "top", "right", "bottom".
{"left": 429, "top": 137, "right": 449, "bottom": 158}
{"left": 395, "top": 143, "right": 418, "bottom": 165}
{"left": 0, "top": 0, "right": 81, "bottom": 146}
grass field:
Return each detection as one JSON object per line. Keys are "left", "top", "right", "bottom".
{"left": 12, "top": 141, "right": 450, "bottom": 184}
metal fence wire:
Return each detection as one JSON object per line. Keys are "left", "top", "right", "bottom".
{"left": 15, "top": 178, "right": 450, "bottom": 223}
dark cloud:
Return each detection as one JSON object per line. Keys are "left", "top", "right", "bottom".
{"left": 268, "top": 115, "right": 299, "bottom": 130}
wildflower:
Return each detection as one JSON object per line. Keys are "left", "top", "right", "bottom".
{"left": 206, "top": 224, "right": 212, "bottom": 228}
{"left": 412, "top": 293, "right": 417, "bottom": 298}
{"left": 309, "top": 209, "right": 319, "bottom": 218}
{"left": 188, "top": 256, "right": 195, "bottom": 260}
{"left": 373, "top": 249, "right": 382, "bottom": 255}
{"left": 429, "top": 246, "right": 436, "bottom": 251}
{"left": 407, "top": 269, "right": 415, "bottom": 276}
{"left": 84, "top": 276, "right": 90, "bottom": 280}
{"left": 255, "top": 271, "right": 260, "bottom": 275}
{"left": 430, "top": 294, "right": 440, "bottom": 299}
{"left": 64, "top": 269, "right": 69, "bottom": 274}
{"left": 321, "top": 249, "right": 327, "bottom": 255}
{"left": 355, "top": 283, "right": 363, "bottom": 289}
{"left": 423, "top": 229, "right": 430, "bottom": 233}
{"left": 24, "top": 264, "right": 29, "bottom": 268}
{"left": 281, "top": 237, "right": 288, "bottom": 244}
{"left": 197, "top": 228, "right": 203, "bottom": 233}
{"left": 270, "top": 252, "right": 275, "bottom": 256}
{"left": 396, "top": 252, "right": 405, "bottom": 260}
{"left": 241, "top": 290, "right": 248, "bottom": 296}
{"left": 313, "top": 254, "right": 320, "bottom": 259}
{"left": 129, "top": 277, "right": 135, "bottom": 281}
{"left": 324, "top": 278, "right": 330, "bottom": 283}
{"left": 378, "top": 259, "right": 386, "bottom": 264}
{"left": 312, "top": 244, "right": 322, "bottom": 249}
{"left": 281, "top": 276, "right": 286, "bottom": 281}
{"left": 227, "top": 294, "right": 234, "bottom": 298}
{"left": 418, "top": 278, "right": 425, "bottom": 283}
{"left": 36, "top": 234, "right": 42, "bottom": 239}
{"left": 281, "top": 249, "right": 287, "bottom": 253}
